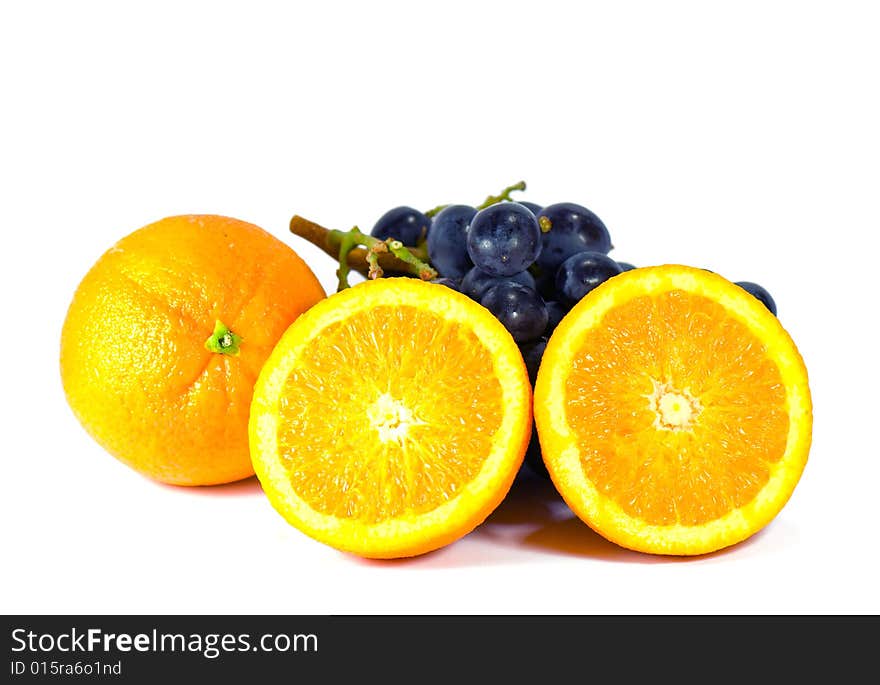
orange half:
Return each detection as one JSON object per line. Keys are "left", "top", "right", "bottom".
{"left": 249, "top": 278, "right": 531, "bottom": 559}
{"left": 534, "top": 265, "right": 812, "bottom": 555}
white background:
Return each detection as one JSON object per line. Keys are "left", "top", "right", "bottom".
{"left": 2, "top": 1, "right": 878, "bottom": 614}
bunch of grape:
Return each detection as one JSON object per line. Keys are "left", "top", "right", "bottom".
{"left": 370, "top": 192, "right": 777, "bottom": 477}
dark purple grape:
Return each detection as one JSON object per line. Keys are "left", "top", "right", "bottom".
{"left": 735, "top": 281, "right": 777, "bottom": 316}
{"left": 371, "top": 206, "right": 430, "bottom": 245}
{"left": 533, "top": 270, "right": 557, "bottom": 300}
{"left": 426, "top": 204, "right": 475, "bottom": 279}
{"left": 519, "top": 338, "right": 547, "bottom": 386}
{"left": 556, "top": 251, "right": 622, "bottom": 307}
{"left": 466, "top": 203, "right": 542, "bottom": 277}
{"left": 535, "top": 202, "right": 612, "bottom": 276}
{"left": 524, "top": 428, "right": 549, "bottom": 479}
{"left": 617, "top": 262, "right": 636, "bottom": 272}
{"left": 430, "top": 277, "right": 460, "bottom": 291}
{"left": 460, "top": 266, "right": 535, "bottom": 301}
{"left": 519, "top": 338, "right": 550, "bottom": 479}
{"left": 481, "top": 283, "right": 548, "bottom": 343}
{"left": 544, "top": 300, "right": 567, "bottom": 336}
{"left": 518, "top": 201, "right": 543, "bottom": 216}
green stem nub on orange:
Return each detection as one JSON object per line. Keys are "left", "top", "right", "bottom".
{"left": 205, "top": 320, "right": 242, "bottom": 355}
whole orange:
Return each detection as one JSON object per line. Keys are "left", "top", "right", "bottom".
{"left": 60, "top": 215, "right": 326, "bottom": 486}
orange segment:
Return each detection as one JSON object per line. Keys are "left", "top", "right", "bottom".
{"left": 277, "top": 306, "right": 502, "bottom": 522}
{"left": 534, "top": 265, "right": 812, "bottom": 555}
{"left": 250, "top": 278, "right": 531, "bottom": 559}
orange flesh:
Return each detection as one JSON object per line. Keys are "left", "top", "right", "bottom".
{"left": 277, "top": 305, "right": 503, "bottom": 523}
{"left": 565, "top": 290, "right": 789, "bottom": 526}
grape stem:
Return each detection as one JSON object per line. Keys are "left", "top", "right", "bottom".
{"left": 330, "top": 227, "right": 437, "bottom": 291}
{"left": 424, "top": 203, "right": 448, "bottom": 218}
{"left": 289, "top": 180, "right": 526, "bottom": 290}
{"left": 476, "top": 180, "right": 527, "bottom": 210}
{"left": 288, "top": 215, "right": 436, "bottom": 291}
{"left": 424, "top": 180, "right": 527, "bottom": 217}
